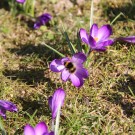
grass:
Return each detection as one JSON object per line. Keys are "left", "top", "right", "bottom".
{"left": 0, "top": 0, "right": 135, "bottom": 134}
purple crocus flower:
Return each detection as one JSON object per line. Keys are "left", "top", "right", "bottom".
{"left": 50, "top": 52, "right": 88, "bottom": 87}
{"left": 34, "top": 13, "right": 52, "bottom": 29}
{"left": 48, "top": 88, "right": 65, "bottom": 119}
{"left": 0, "top": 100, "right": 17, "bottom": 119}
{"left": 116, "top": 36, "right": 135, "bottom": 43}
{"left": 24, "top": 122, "right": 54, "bottom": 135}
{"left": 16, "top": 0, "right": 25, "bottom": 3}
{"left": 80, "top": 23, "right": 114, "bottom": 51}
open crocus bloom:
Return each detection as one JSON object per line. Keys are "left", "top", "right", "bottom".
{"left": 50, "top": 52, "right": 88, "bottom": 87}
{"left": 0, "top": 100, "right": 17, "bottom": 119}
{"left": 80, "top": 24, "right": 114, "bottom": 51}
{"left": 48, "top": 88, "right": 65, "bottom": 119}
{"left": 24, "top": 122, "right": 54, "bottom": 135}
{"left": 116, "top": 36, "right": 135, "bottom": 43}
{"left": 34, "top": 13, "right": 52, "bottom": 29}
{"left": 16, "top": 0, "right": 25, "bottom": 3}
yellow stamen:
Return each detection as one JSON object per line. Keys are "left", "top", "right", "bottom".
{"left": 94, "top": 37, "right": 98, "bottom": 42}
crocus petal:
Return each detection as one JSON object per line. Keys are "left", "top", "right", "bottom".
{"left": 70, "top": 74, "right": 83, "bottom": 87}
{"left": 61, "top": 69, "right": 70, "bottom": 81}
{"left": 50, "top": 59, "right": 65, "bottom": 72}
{"left": 41, "top": 13, "right": 52, "bottom": 21}
{"left": 48, "top": 96, "right": 52, "bottom": 110}
{"left": 0, "top": 108, "right": 6, "bottom": 119}
{"left": 92, "top": 42, "right": 107, "bottom": 51}
{"left": 117, "top": 36, "right": 135, "bottom": 43}
{"left": 16, "top": 0, "right": 25, "bottom": 3}
{"left": 61, "top": 57, "right": 69, "bottom": 64}
{"left": 90, "top": 24, "right": 98, "bottom": 38}
{"left": 76, "top": 68, "right": 89, "bottom": 78}
{"left": 98, "top": 24, "right": 112, "bottom": 42}
{"left": 102, "top": 39, "right": 114, "bottom": 46}
{"left": 24, "top": 124, "right": 35, "bottom": 135}
{"left": 72, "top": 52, "right": 87, "bottom": 64}
{"left": 34, "top": 22, "right": 42, "bottom": 29}
{"left": 88, "top": 36, "right": 96, "bottom": 48}
{"left": 0, "top": 100, "right": 17, "bottom": 112}
{"left": 49, "top": 88, "right": 66, "bottom": 119}
{"left": 79, "top": 28, "right": 89, "bottom": 45}
{"left": 93, "top": 39, "right": 114, "bottom": 51}
{"left": 0, "top": 100, "right": 17, "bottom": 119}
{"left": 34, "top": 13, "right": 52, "bottom": 29}
{"left": 49, "top": 132, "right": 55, "bottom": 135}
{"left": 35, "top": 122, "right": 48, "bottom": 135}
{"left": 39, "top": 14, "right": 52, "bottom": 25}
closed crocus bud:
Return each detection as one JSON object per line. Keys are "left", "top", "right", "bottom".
{"left": 48, "top": 88, "right": 66, "bottom": 119}
{"left": 0, "top": 100, "right": 17, "bottom": 119}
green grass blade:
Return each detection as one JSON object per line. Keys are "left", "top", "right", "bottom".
{"left": 0, "top": 118, "right": 6, "bottom": 135}
{"left": 110, "top": 12, "right": 125, "bottom": 25}
{"left": 24, "top": 0, "right": 35, "bottom": 17}
{"left": 64, "top": 31, "right": 76, "bottom": 55}
{"left": 77, "top": 31, "right": 82, "bottom": 52}
{"left": 128, "top": 86, "right": 135, "bottom": 97}
{"left": 41, "top": 42, "right": 65, "bottom": 57}
{"left": 61, "top": 23, "right": 75, "bottom": 55}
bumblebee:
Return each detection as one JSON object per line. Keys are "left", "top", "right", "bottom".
{"left": 64, "top": 61, "right": 76, "bottom": 73}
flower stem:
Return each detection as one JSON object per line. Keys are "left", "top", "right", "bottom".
{"left": 90, "top": 0, "right": 94, "bottom": 28}
{"left": 55, "top": 105, "right": 61, "bottom": 135}
{"left": 51, "top": 119, "right": 55, "bottom": 131}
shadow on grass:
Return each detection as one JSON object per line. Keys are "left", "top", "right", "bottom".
{"left": 107, "top": 92, "right": 135, "bottom": 117}
{"left": 0, "top": 1, "right": 10, "bottom": 11}
{"left": 18, "top": 97, "right": 50, "bottom": 116}
{"left": 8, "top": 43, "right": 63, "bottom": 60}
{"left": 102, "top": 1, "right": 135, "bottom": 23}
{"left": 3, "top": 68, "right": 56, "bottom": 88}
{"left": 14, "top": 97, "right": 51, "bottom": 134}
{"left": 5, "top": 43, "right": 65, "bottom": 87}
{"left": 107, "top": 74, "right": 135, "bottom": 117}
{"left": 115, "top": 74, "right": 135, "bottom": 95}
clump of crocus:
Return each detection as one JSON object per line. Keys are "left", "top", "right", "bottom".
{"left": 80, "top": 23, "right": 114, "bottom": 51}
{"left": 0, "top": 100, "right": 17, "bottom": 119}
{"left": 48, "top": 88, "right": 66, "bottom": 119}
{"left": 50, "top": 52, "right": 88, "bottom": 87}
{"left": 24, "top": 122, "right": 54, "bottom": 135}
{"left": 34, "top": 13, "right": 52, "bottom": 29}
{"left": 16, "top": 0, "right": 26, "bottom": 3}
